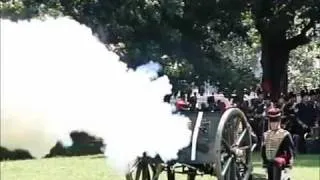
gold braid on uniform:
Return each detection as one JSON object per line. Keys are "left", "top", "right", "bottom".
{"left": 264, "top": 129, "right": 290, "bottom": 160}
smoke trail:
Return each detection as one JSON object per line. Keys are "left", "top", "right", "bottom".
{"left": 135, "top": 61, "right": 162, "bottom": 80}
{"left": 0, "top": 17, "right": 191, "bottom": 172}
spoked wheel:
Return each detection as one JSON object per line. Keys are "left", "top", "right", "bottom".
{"left": 167, "top": 166, "right": 175, "bottom": 180}
{"left": 214, "top": 108, "right": 254, "bottom": 180}
{"left": 126, "top": 153, "right": 163, "bottom": 180}
{"left": 187, "top": 170, "right": 197, "bottom": 180}
{"left": 166, "top": 166, "right": 196, "bottom": 180}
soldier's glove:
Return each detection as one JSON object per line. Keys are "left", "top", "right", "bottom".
{"left": 274, "top": 157, "right": 286, "bottom": 167}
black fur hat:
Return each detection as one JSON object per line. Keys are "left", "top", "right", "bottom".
{"left": 300, "top": 90, "right": 307, "bottom": 97}
{"left": 284, "top": 92, "right": 295, "bottom": 101}
{"left": 256, "top": 88, "right": 263, "bottom": 95}
{"left": 265, "top": 93, "right": 271, "bottom": 100}
{"left": 309, "top": 89, "right": 316, "bottom": 96}
{"left": 288, "top": 91, "right": 296, "bottom": 98}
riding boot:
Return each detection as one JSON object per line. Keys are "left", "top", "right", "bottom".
{"left": 267, "top": 163, "right": 282, "bottom": 180}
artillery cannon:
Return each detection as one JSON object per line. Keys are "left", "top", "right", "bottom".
{"left": 126, "top": 108, "right": 257, "bottom": 180}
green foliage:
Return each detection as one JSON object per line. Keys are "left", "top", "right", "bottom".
{"left": 0, "top": 0, "right": 62, "bottom": 20}
{"left": 0, "top": 0, "right": 35, "bottom": 20}
{"left": 240, "top": 2, "right": 320, "bottom": 92}
{"left": 215, "top": 36, "right": 260, "bottom": 74}
{"left": 250, "top": 0, "right": 320, "bottom": 34}
{"left": 1, "top": 0, "right": 259, "bottom": 91}
{"left": 288, "top": 39, "right": 320, "bottom": 91}
{"left": 2, "top": 1, "right": 319, "bottom": 92}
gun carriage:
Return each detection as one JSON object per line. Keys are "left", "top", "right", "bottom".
{"left": 126, "top": 108, "right": 257, "bottom": 180}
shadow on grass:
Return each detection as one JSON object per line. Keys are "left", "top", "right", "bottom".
{"left": 0, "top": 146, "right": 33, "bottom": 161}
{"left": 90, "top": 154, "right": 105, "bottom": 159}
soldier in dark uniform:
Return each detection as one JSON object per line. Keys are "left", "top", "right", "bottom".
{"left": 262, "top": 107, "right": 294, "bottom": 180}
{"left": 238, "top": 94, "right": 250, "bottom": 116}
{"left": 250, "top": 90, "right": 266, "bottom": 149}
{"left": 309, "top": 89, "right": 317, "bottom": 102}
{"left": 295, "top": 90, "right": 317, "bottom": 153}
{"left": 277, "top": 93, "right": 286, "bottom": 110}
{"left": 309, "top": 89, "right": 318, "bottom": 124}
{"left": 282, "top": 92, "right": 297, "bottom": 132}
{"left": 230, "top": 92, "right": 238, "bottom": 106}
{"left": 262, "top": 93, "right": 273, "bottom": 133}
{"left": 189, "top": 92, "right": 197, "bottom": 111}
{"left": 316, "top": 88, "right": 320, "bottom": 125}
{"left": 207, "top": 92, "right": 215, "bottom": 111}
{"left": 163, "top": 94, "right": 172, "bottom": 103}
{"left": 224, "top": 87, "right": 231, "bottom": 100}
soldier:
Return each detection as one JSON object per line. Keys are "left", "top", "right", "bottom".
{"left": 250, "top": 90, "right": 266, "bottom": 149}
{"left": 295, "top": 90, "right": 317, "bottom": 153}
{"left": 207, "top": 92, "right": 215, "bottom": 111}
{"left": 316, "top": 88, "right": 320, "bottom": 125}
{"left": 262, "top": 93, "right": 273, "bottom": 134}
{"left": 282, "top": 92, "right": 297, "bottom": 132}
{"left": 261, "top": 107, "right": 294, "bottom": 180}
{"left": 189, "top": 92, "right": 197, "bottom": 111}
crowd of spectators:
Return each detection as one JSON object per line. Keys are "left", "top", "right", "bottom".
{"left": 164, "top": 84, "right": 320, "bottom": 154}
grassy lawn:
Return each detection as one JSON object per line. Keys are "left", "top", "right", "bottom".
{"left": 1, "top": 153, "right": 319, "bottom": 180}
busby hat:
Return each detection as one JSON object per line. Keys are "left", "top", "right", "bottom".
{"left": 265, "top": 93, "right": 271, "bottom": 100}
{"left": 284, "top": 94, "right": 290, "bottom": 101}
{"left": 284, "top": 92, "right": 296, "bottom": 101}
{"left": 267, "top": 107, "right": 281, "bottom": 120}
{"left": 300, "top": 90, "right": 307, "bottom": 97}
{"left": 256, "top": 86, "right": 262, "bottom": 94}
{"left": 309, "top": 89, "right": 316, "bottom": 96}
{"left": 288, "top": 91, "right": 296, "bottom": 98}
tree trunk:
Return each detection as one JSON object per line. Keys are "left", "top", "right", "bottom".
{"left": 260, "top": 37, "right": 289, "bottom": 101}
{"left": 254, "top": 2, "right": 314, "bottom": 101}
{"left": 280, "top": 66, "right": 288, "bottom": 94}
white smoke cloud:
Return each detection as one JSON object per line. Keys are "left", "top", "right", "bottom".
{"left": 0, "top": 17, "right": 191, "bottom": 172}
{"left": 135, "top": 61, "right": 162, "bottom": 80}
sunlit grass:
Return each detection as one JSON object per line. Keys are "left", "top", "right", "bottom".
{"left": 1, "top": 153, "right": 319, "bottom": 180}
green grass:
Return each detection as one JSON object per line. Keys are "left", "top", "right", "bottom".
{"left": 1, "top": 153, "right": 319, "bottom": 180}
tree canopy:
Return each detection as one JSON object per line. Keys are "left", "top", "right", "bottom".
{"left": 1, "top": 0, "right": 319, "bottom": 95}
{"left": 248, "top": 0, "right": 320, "bottom": 98}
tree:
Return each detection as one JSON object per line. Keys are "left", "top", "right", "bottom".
{"left": 288, "top": 39, "right": 320, "bottom": 91}
{"left": 1, "top": 0, "right": 258, "bottom": 91}
{"left": 250, "top": 0, "right": 320, "bottom": 99}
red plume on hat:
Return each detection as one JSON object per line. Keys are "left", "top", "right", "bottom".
{"left": 267, "top": 103, "right": 281, "bottom": 118}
